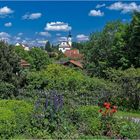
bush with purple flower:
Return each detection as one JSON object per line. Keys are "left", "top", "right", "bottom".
{"left": 30, "top": 90, "right": 65, "bottom": 136}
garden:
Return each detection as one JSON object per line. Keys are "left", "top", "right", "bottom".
{"left": 0, "top": 12, "right": 140, "bottom": 139}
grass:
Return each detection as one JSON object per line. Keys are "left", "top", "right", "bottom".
{"left": 79, "top": 105, "right": 140, "bottom": 119}
{"left": 116, "top": 111, "right": 140, "bottom": 119}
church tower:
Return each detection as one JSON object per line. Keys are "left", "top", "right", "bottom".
{"left": 58, "top": 31, "right": 72, "bottom": 53}
{"left": 67, "top": 31, "right": 72, "bottom": 47}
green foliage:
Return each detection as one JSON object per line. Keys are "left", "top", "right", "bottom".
{"left": 71, "top": 106, "right": 101, "bottom": 135}
{"left": 14, "top": 45, "right": 51, "bottom": 71}
{"left": 0, "top": 41, "right": 21, "bottom": 86}
{"left": 0, "top": 11, "right": 140, "bottom": 140}
{"left": 106, "top": 68, "right": 140, "bottom": 110}
{"left": 0, "top": 82, "right": 15, "bottom": 99}
{"left": 45, "top": 41, "right": 52, "bottom": 52}
{"left": 127, "top": 12, "right": 140, "bottom": 67}
{"left": 29, "top": 91, "right": 77, "bottom": 139}
{"left": 29, "top": 47, "right": 51, "bottom": 70}
{"left": 83, "top": 13, "right": 140, "bottom": 77}
{"left": 72, "top": 42, "right": 85, "bottom": 51}
{"left": 79, "top": 135, "right": 109, "bottom": 139}
{"left": 14, "top": 45, "right": 32, "bottom": 62}
{"left": 0, "top": 107, "right": 16, "bottom": 139}
{"left": 116, "top": 110, "right": 140, "bottom": 118}
{"left": 0, "top": 100, "right": 33, "bottom": 139}
{"left": 26, "top": 64, "right": 118, "bottom": 105}
{"left": 113, "top": 118, "right": 140, "bottom": 139}
{"left": 83, "top": 21, "right": 129, "bottom": 77}
{"left": 72, "top": 106, "right": 140, "bottom": 139}
{"left": 26, "top": 64, "right": 119, "bottom": 107}
{"left": 26, "top": 64, "right": 86, "bottom": 91}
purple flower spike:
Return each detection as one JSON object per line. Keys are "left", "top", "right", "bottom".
{"left": 45, "top": 97, "right": 48, "bottom": 109}
{"left": 53, "top": 94, "right": 59, "bottom": 111}
{"left": 58, "top": 95, "right": 63, "bottom": 109}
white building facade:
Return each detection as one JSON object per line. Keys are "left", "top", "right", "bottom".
{"left": 59, "top": 32, "right": 72, "bottom": 53}
{"left": 15, "top": 43, "right": 30, "bottom": 51}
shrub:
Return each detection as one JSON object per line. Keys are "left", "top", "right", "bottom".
{"left": 0, "top": 82, "right": 15, "bottom": 99}
{"left": 71, "top": 106, "right": 101, "bottom": 136}
{"left": 99, "top": 102, "right": 118, "bottom": 137}
{"left": 117, "top": 119, "right": 140, "bottom": 139}
{"left": 29, "top": 90, "right": 77, "bottom": 139}
{"left": 26, "top": 64, "right": 86, "bottom": 91}
{"left": 0, "top": 107, "right": 16, "bottom": 139}
{"left": 26, "top": 64, "right": 117, "bottom": 106}
{"left": 29, "top": 47, "right": 51, "bottom": 70}
{"left": 0, "top": 100, "right": 33, "bottom": 139}
{"left": 106, "top": 68, "right": 140, "bottom": 110}
{"left": 72, "top": 105, "right": 140, "bottom": 139}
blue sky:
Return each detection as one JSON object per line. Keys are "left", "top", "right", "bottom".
{"left": 0, "top": 1, "right": 139, "bottom": 46}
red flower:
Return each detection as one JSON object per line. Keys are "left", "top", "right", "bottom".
{"left": 111, "top": 109, "right": 117, "bottom": 113}
{"left": 98, "top": 109, "right": 102, "bottom": 113}
{"left": 107, "top": 103, "right": 111, "bottom": 107}
{"left": 104, "top": 102, "right": 108, "bottom": 107}
{"left": 105, "top": 105, "right": 110, "bottom": 109}
{"left": 104, "top": 102, "right": 111, "bottom": 109}
{"left": 104, "top": 102, "right": 110, "bottom": 107}
{"left": 112, "top": 106, "right": 117, "bottom": 109}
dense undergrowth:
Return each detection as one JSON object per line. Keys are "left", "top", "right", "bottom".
{"left": 0, "top": 12, "right": 140, "bottom": 139}
{"left": 0, "top": 100, "right": 139, "bottom": 139}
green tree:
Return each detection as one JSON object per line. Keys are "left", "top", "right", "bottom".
{"left": 45, "top": 41, "right": 52, "bottom": 52}
{"left": 72, "top": 42, "right": 84, "bottom": 51}
{"left": 14, "top": 45, "right": 32, "bottom": 62}
{"left": 29, "top": 47, "right": 50, "bottom": 70}
{"left": 106, "top": 67, "right": 140, "bottom": 110}
{"left": 83, "top": 21, "right": 128, "bottom": 77}
{"left": 0, "top": 41, "right": 21, "bottom": 85}
{"left": 126, "top": 12, "right": 140, "bottom": 67}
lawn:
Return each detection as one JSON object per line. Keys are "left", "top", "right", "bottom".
{"left": 116, "top": 111, "right": 140, "bottom": 119}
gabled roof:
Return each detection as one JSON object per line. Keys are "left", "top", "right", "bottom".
{"left": 20, "top": 59, "right": 30, "bottom": 67}
{"left": 58, "top": 60, "right": 83, "bottom": 69}
{"left": 64, "top": 49, "right": 83, "bottom": 59}
{"left": 69, "top": 60, "right": 83, "bottom": 68}
{"left": 59, "top": 45, "right": 71, "bottom": 48}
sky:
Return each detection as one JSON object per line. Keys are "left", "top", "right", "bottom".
{"left": 0, "top": 1, "right": 140, "bottom": 46}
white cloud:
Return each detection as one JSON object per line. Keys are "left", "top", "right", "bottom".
{"left": 45, "top": 22, "right": 72, "bottom": 31}
{"left": 89, "top": 10, "right": 104, "bottom": 16}
{"left": 22, "top": 40, "right": 27, "bottom": 44}
{"left": 76, "top": 34, "right": 89, "bottom": 42}
{"left": 37, "top": 40, "right": 47, "bottom": 44}
{"left": 96, "top": 4, "right": 106, "bottom": 9}
{"left": 108, "top": 2, "right": 140, "bottom": 13}
{"left": 58, "top": 36, "right": 67, "bottom": 42}
{"left": 38, "top": 31, "right": 51, "bottom": 37}
{"left": 18, "top": 32, "right": 23, "bottom": 36}
{"left": 56, "top": 33, "right": 61, "bottom": 36}
{"left": 4, "top": 22, "right": 12, "bottom": 27}
{"left": 14, "top": 36, "right": 21, "bottom": 41}
{"left": 16, "top": 37, "right": 21, "bottom": 40}
{"left": 22, "top": 13, "right": 42, "bottom": 20}
{"left": 0, "top": 32, "right": 10, "bottom": 38}
{"left": 0, "top": 6, "right": 14, "bottom": 16}
{"left": 0, "top": 32, "right": 11, "bottom": 42}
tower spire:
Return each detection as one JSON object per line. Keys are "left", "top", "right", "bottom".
{"left": 67, "top": 31, "right": 72, "bottom": 47}
{"left": 68, "top": 31, "right": 72, "bottom": 37}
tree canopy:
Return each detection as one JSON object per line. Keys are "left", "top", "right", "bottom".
{"left": 82, "top": 13, "right": 140, "bottom": 77}
{"left": 0, "top": 41, "right": 21, "bottom": 85}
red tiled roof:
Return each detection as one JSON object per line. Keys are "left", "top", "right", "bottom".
{"left": 59, "top": 60, "right": 83, "bottom": 69}
{"left": 59, "top": 45, "right": 71, "bottom": 48}
{"left": 69, "top": 60, "right": 83, "bottom": 68}
{"left": 20, "top": 59, "right": 30, "bottom": 67}
{"left": 64, "top": 49, "right": 83, "bottom": 59}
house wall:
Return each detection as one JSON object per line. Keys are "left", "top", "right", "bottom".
{"left": 59, "top": 47, "right": 71, "bottom": 53}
